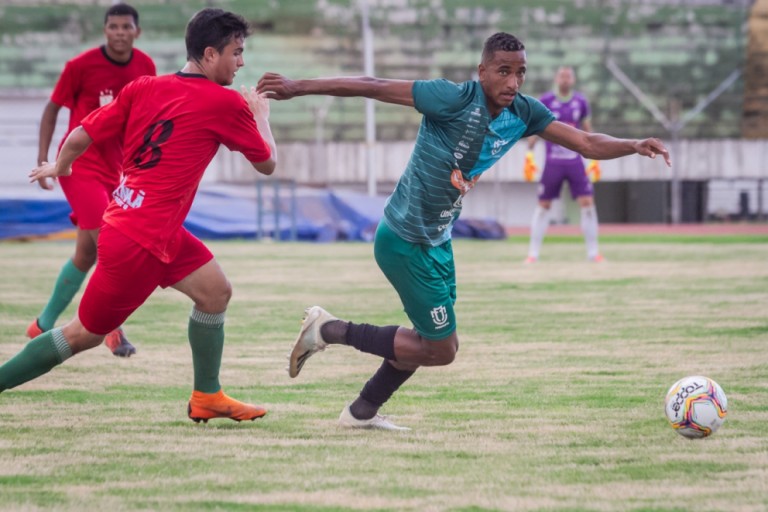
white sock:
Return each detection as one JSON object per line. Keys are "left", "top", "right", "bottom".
{"left": 580, "top": 205, "right": 600, "bottom": 259}
{"left": 528, "top": 206, "right": 551, "bottom": 259}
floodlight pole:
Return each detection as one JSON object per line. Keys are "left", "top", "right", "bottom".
{"left": 670, "top": 132, "right": 681, "bottom": 224}
{"left": 360, "top": 0, "right": 377, "bottom": 197}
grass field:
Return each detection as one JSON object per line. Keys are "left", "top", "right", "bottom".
{"left": 0, "top": 236, "right": 766, "bottom": 511}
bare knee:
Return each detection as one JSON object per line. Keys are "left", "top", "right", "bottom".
{"left": 71, "top": 252, "right": 96, "bottom": 271}
{"left": 196, "top": 279, "right": 232, "bottom": 313}
{"left": 61, "top": 320, "right": 104, "bottom": 355}
{"left": 422, "top": 334, "right": 458, "bottom": 366}
{"left": 72, "top": 229, "right": 98, "bottom": 271}
{"left": 393, "top": 327, "right": 458, "bottom": 366}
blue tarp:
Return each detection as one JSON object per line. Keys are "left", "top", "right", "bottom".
{"left": 0, "top": 198, "right": 74, "bottom": 239}
{"left": 0, "top": 186, "right": 506, "bottom": 242}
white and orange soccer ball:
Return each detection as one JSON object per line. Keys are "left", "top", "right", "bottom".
{"left": 664, "top": 375, "right": 728, "bottom": 439}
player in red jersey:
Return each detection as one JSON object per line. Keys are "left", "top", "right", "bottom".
{"left": 30, "top": 3, "right": 156, "bottom": 357}
{"left": 3, "top": 8, "right": 277, "bottom": 423}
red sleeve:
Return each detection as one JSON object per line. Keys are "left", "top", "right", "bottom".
{"left": 147, "top": 58, "right": 157, "bottom": 77}
{"left": 218, "top": 95, "right": 271, "bottom": 163}
{"left": 50, "top": 60, "right": 78, "bottom": 109}
{"left": 80, "top": 78, "right": 138, "bottom": 144}
{"left": 138, "top": 50, "right": 157, "bottom": 78}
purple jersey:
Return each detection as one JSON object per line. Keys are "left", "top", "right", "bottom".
{"left": 539, "top": 91, "right": 590, "bottom": 162}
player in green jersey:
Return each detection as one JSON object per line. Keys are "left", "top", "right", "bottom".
{"left": 258, "top": 32, "right": 670, "bottom": 430}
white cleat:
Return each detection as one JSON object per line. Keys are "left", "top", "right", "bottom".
{"left": 287, "top": 306, "right": 337, "bottom": 378}
{"left": 338, "top": 404, "right": 411, "bottom": 431}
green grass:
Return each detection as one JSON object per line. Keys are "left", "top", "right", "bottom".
{"left": 0, "top": 238, "right": 767, "bottom": 511}
{"left": 506, "top": 234, "right": 768, "bottom": 244}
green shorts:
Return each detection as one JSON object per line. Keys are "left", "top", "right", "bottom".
{"left": 374, "top": 221, "right": 456, "bottom": 340}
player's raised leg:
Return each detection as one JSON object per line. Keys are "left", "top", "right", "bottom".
{"left": 28, "top": 219, "right": 138, "bottom": 356}
{"left": 1, "top": 318, "right": 105, "bottom": 393}
{"left": 288, "top": 222, "right": 458, "bottom": 430}
{"left": 290, "top": 308, "right": 455, "bottom": 430}
{"left": 28, "top": 228, "right": 96, "bottom": 337}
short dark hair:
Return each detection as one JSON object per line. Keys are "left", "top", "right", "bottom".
{"left": 482, "top": 32, "right": 525, "bottom": 63}
{"left": 185, "top": 8, "right": 250, "bottom": 62}
{"left": 104, "top": 3, "right": 139, "bottom": 26}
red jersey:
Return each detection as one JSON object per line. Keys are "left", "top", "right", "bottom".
{"left": 80, "top": 73, "right": 272, "bottom": 263}
{"left": 52, "top": 46, "right": 156, "bottom": 184}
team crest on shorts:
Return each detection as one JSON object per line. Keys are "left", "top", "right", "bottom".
{"left": 430, "top": 305, "right": 449, "bottom": 329}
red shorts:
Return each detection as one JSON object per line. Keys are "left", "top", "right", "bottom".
{"left": 59, "top": 165, "right": 117, "bottom": 230}
{"left": 78, "top": 224, "right": 214, "bottom": 335}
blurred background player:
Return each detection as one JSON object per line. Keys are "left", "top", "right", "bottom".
{"left": 6, "top": 8, "right": 276, "bottom": 423}
{"left": 30, "top": 3, "right": 156, "bottom": 356}
{"left": 525, "top": 66, "right": 603, "bottom": 263}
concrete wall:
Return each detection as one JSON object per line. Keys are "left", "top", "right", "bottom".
{"left": 3, "top": 136, "right": 763, "bottom": 227}
{"left": 3, "top": 94, "right": 765, "bottom": 186}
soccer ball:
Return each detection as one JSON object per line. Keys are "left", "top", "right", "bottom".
{"left": 664, "top": 375, "right": 727, "bottom": 439}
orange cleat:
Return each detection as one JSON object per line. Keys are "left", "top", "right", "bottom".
{"left": 524, "top": 256, "right": 537, "bottom": 264}
{"left": 104, "top": 327, "right": 137, "bottom": 357}
{"left": 26, "top": 319, "right": 44, "bottom": 339}
{"left": 187, "top": 389, "right": 267, "bottom": 423}
{"left": 590, "top": 254, "right": 605, "bottom": 263}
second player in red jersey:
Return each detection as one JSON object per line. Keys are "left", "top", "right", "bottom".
{"left": 29, "top": 3, "right": 156, "bottom": 357}
{"left": 51, "top": 45, "right": 156, "bottom": 185}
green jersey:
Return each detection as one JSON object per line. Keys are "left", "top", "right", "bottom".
{"left": 382, "top": 79, "right": 555, "bottom": 246}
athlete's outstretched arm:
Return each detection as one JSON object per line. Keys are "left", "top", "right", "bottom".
{"left": 37, "top": 101, "right": 63, "bottom": 167}
{"left": 29, "top": 126, "right": 93, "bottom": 190}
{"left": 257, "top": 72, "right": 415, "bottom": 107}
{"left": 241, "top": 86, "right": 277, "bottom": 175}
{"left": 540, "top": 121, "right": 671, "bottom": 166}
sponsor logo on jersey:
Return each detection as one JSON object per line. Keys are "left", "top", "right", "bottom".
{"left": 113, "top": 175, "right": 145, "bottom": 210}
{"left": 491, "top": 138, "right": 511, "bottom": 156}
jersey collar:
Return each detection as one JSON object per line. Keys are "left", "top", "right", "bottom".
{"left": 175, "top": 71, "right": 207, "bottom": 79}
{"left": 553, "top": 87, "right": 574, "bottom": 102}
{"left": 100, "top": 45, "right": 133, "bottom": 67}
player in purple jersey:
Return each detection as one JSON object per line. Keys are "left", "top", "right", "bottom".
{"left": 525, "top": 66, "right": 602, "bottom": 262}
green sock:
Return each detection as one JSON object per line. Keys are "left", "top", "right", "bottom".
{"left": 37, "top": 259, "right": 87, "bottom": 331}
{"left": 188, "top": 308, "right": 226, "bottom": 394}
{"left": 0, "top": 329, "right": 72, "bottom": 392}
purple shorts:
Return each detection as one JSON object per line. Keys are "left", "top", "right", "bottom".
{"left": 538, "top": 159, "right": 593, "bottom": 201}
